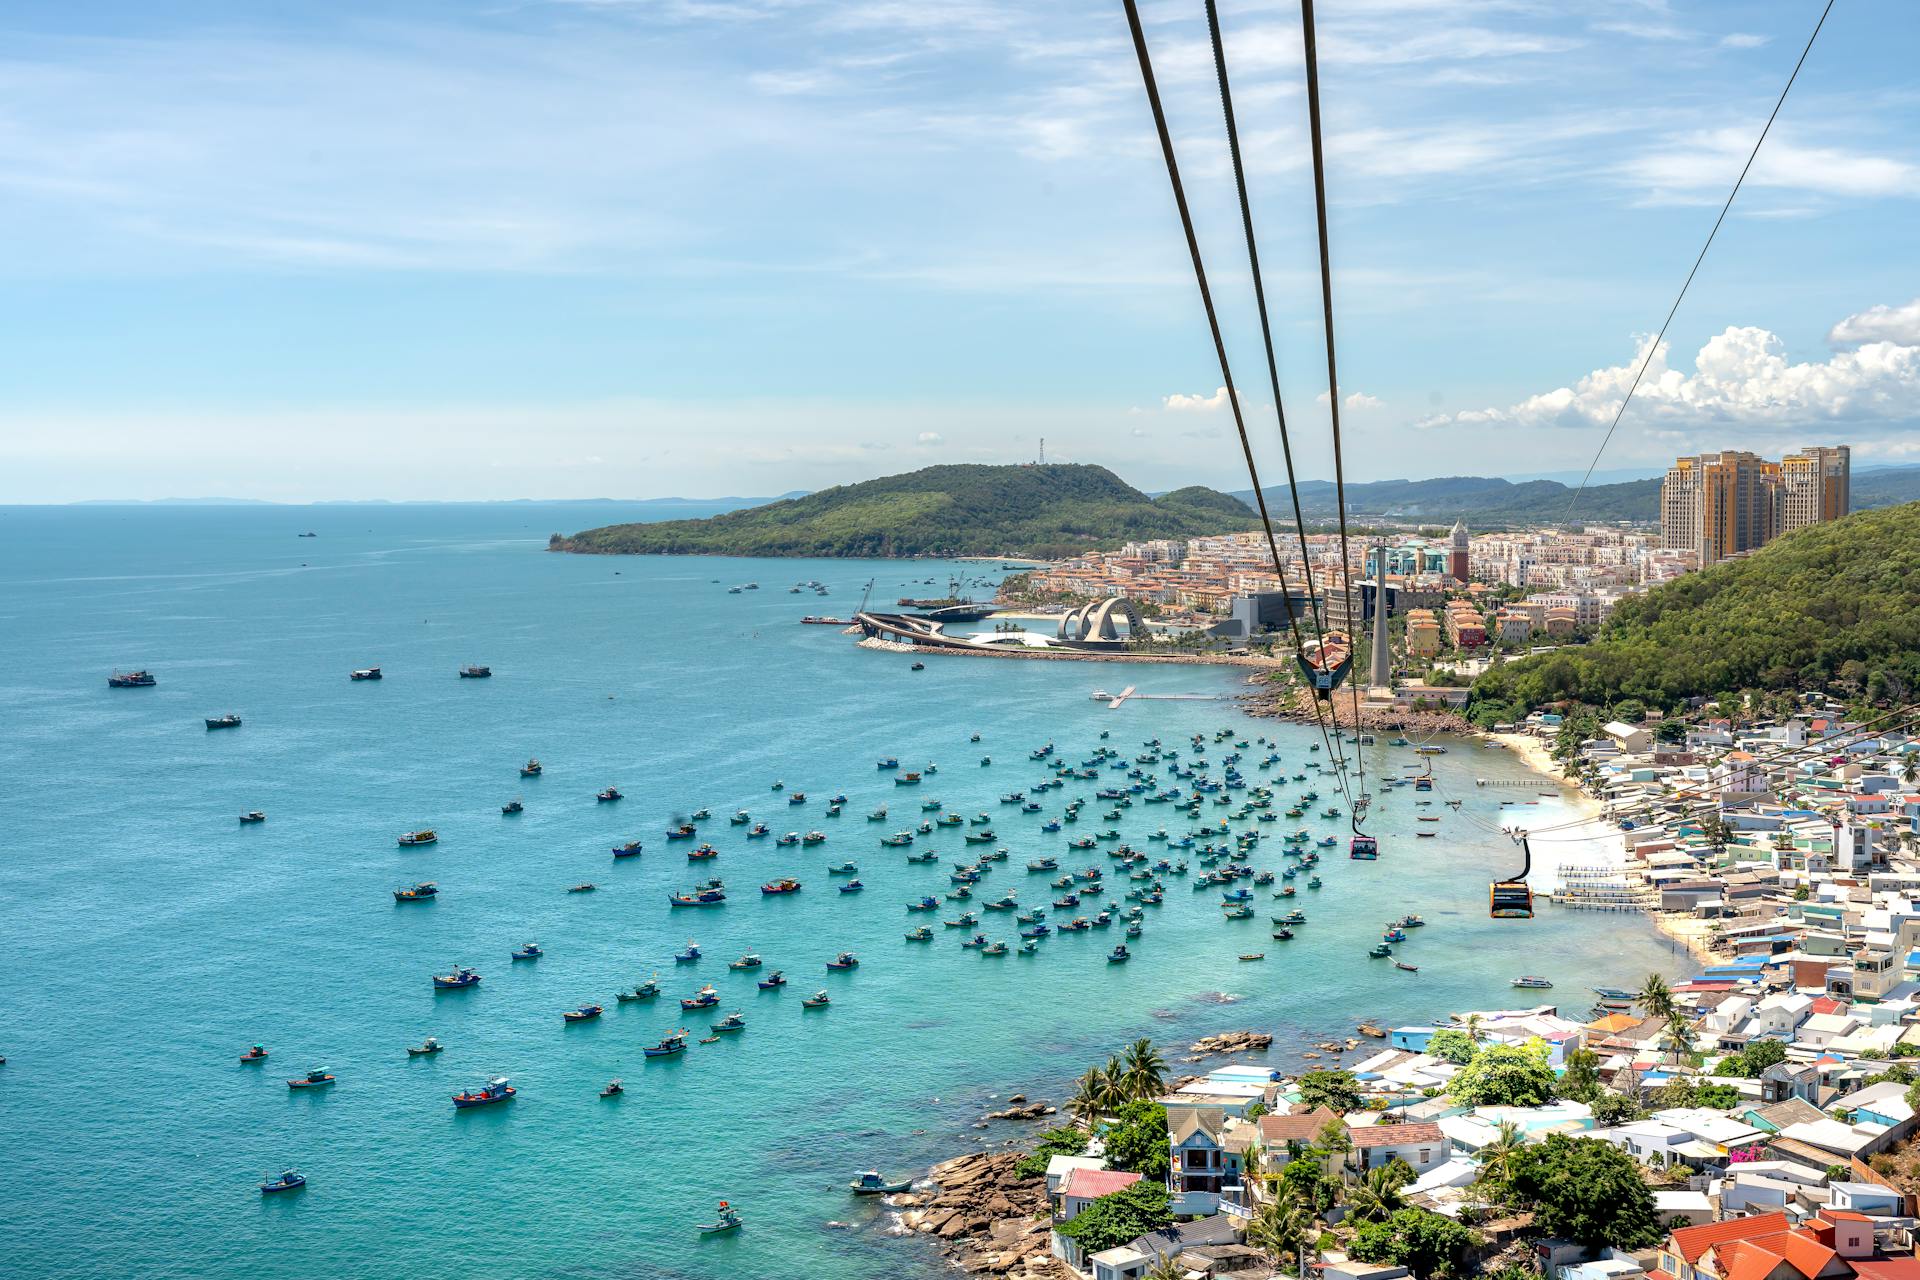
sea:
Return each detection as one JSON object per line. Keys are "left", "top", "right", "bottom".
{"left": 0, "top": 503, "right": 1688, "bottom": 1280}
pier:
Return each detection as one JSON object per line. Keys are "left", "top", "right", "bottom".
{"left": 1090, "top": 686, "right": 1227, "bottom": 708}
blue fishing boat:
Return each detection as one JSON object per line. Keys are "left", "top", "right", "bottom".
{"left": 511, "top": 942, "right": 543, "bottom": 960}
{"left": 643, "top": 1031, "right": 689, "bottom": 1058}
{"left": 758, "top": 970, "right": 787, "bottom": 988}
{"left": 618, "top": 977, "right": 662, "bottom": 1003}
{"left": 710, "top": 1011, "right": 746, "bottom": 1033}
{"left": 802, "top": 990, "right": 831, "bottom": 1008}
{"left": 432, "top": 967, "right": 480, "bottom": 990}
{"left": 676, "top": 942, "right": 703, "bottom": 962}
{"left": 669, "top": 888, "right": 726, "bottom": 908}
{"left": 287, "top": 1068, "right": 335, "bottom": 1090}
{"left": 680, "top": 984, "right": 719, "bottom": 1010}
{"left": 1107, "top": 944, "right": 1130, "bottom": 963}
{"left": 562, "top": 1004, "right": 602, "bottom": 1022}
{"left": 260, "top": 1170, "right": 307, "bottom": 1194}
{"left": 697, "top": 1201, "right": 742, "bottom": 1234}
{"left": 393, "top": 881, "right": 438, "bottom": 902}
{"left": 826, "top": 951, "right": 859, "bottom": 970}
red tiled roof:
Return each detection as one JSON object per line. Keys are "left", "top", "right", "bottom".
{"left": 1260, "top": 1107, "right": 1340, "bottom": 1145}
{"left": 1822, "top": 1211, "right": 1872, "bottom": 1224}
{"left": 1810, "top": 997, "right": 1847, "bottom": 1016}
{"left": 1671, "top": 1212, "right": 1793, "bottom": 1264}
{"left": 1348, "top": 1122, "right": 1445, "bottom": 1149}
{"left": 1062, "top": 1169, "right": 1141, "bottom": 1201}
{"left": 1852, "top": 1261, "right": 1920, "bottom": 1280}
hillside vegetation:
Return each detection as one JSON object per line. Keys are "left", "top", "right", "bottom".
{"left": 552, "top": 464, "right": 1257, "bottom": 559}
{"left": 1472, "top": 501, "right": 1920, "bottom": 714}
{"left": 1245, "top": 466, "right": 1920, "bottom": 528}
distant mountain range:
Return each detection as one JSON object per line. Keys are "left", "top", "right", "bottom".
{"left": 552, "top": 464, "right": 1256, "bottom": 559}
{"left": 63, "top": 494, "right": 808, "bottom": 507}
{"left": 1233, "top": 465, "right": 1920, "bottom": 527}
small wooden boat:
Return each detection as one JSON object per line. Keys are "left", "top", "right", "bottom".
{"left": 433, "top": 967, "right": 481, "bottom": 989}
{"left": 760, "top": 878, "right": 802, "bottom": 895}
{"left": 407, "top": 1037, "right": 444, "bottom": 1057}
{"left": 802, "top": 991, "right": 831, "bottom": 1008}
{"left": 710, "top": 1011, "right": 747, "bottom": 1033}
{"left": 698, "top": 1201, "right": 743, "bottom": 1234}
{"left": 520, "top": 759, "right": 543, "bottom": 777}
{"left": 643, "top": 1031, "right": 689, "bottom": 1058}
{"left": 728, "top": 953, "right": 762, "bottom": 970}
{"left": 757, "top": 970, "right": 787, "bottom": 988}
{"left": 205, "top": 714, "right": 242, "bottom": 729}
{"left": 287, "top": 1069, "right": 335, "bottom": 1090}
{"left": 825, "top": 951, "right": 859, "bottom": 970}
{"left": 568, "top": 882, "right": 597, "bottom": 893}
{"left": 1107, "top": 945, "right": 1131, "bottom": 963}
{"left": 458, "top": 665, "right": 492, "bottom": 678}
{"left": 502, "top": 799, "right": 524, "bottom": 815}
{"left": 398, "top": 829, "right": 438, "bottom": 847}
{"left": 562, "top": 1004, "right": 603, "bottom": 1023}
{"left": 597, "top": 787, "right": 623, "bottom": 803}
{"left": 600, "top": 1079, "right": 624, "bottom": 1098}
{"left": 1395, "top": 961, "right": 1419, "bottom": 973}
{"left": 393, "top": 882, "right": 438, "bottom": 902}
{"left": 511, "top": 942, "right": 543, "bottom": 960}
{"left": 617, "top": 978, "right": 662, "bottom": 1003}
{"left": 238, "top": 811, "right": 266, "bottom": 824}
{"left": 260, "top": 1171, "right": 307, "bottom": 1194}
{"left": 239, "top": 1044, "right": 269, "bottom": 1063}
{"left": 1238, "top": 953, "right": 1264, "bottom": 962}
{"left": 614, "top": 840, "right": 645, "bottom": 858}
{"left": 731, "top": 809, "right": 751, "bottom": 824}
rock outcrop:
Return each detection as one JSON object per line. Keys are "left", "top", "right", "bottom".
{"left": 898, "top": 1151, "right": 1068, "bottom": 1277}
{"left": 1188, "top": 1029, "right": 1273, "bottom": 1057}
{"left": 982, "top": 1100, "right": 1056, "bottom": 1122}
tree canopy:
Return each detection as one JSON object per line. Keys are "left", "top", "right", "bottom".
{"left": 1056, "top": 1180, "right": 1172, "bottom": 1255}
{"left": 1297, "top": 1069, "right": 1361, "bottom": 1114}
{"left": 1507, "top": 1135, "right": 1662, "bottom": 1249}
{"left": 1014, "top": 1126, "right": 1090, "bottom": 1179}
{"left": 1349, "top": 1207, "right": 1481, "bottom": 1279}
{"left": 1447, "top": 1041, "right": 1556, "bottom": 1108}
{"left": 1102, "top": 1100, "right": 1171, "bottom": 1182}
{"left": 1426, "top": 1028, "right": 1479, "bottom": 1065}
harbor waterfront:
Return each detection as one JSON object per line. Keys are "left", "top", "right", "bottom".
{"left": 0, "top": 504, "right": 1688, "bottom": 1280}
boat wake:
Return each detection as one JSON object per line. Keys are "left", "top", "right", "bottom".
{"left": 1189, "top": 991, "right": 1244, "bottom": 1006}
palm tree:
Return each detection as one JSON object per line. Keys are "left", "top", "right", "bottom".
{"left": 1662, "top": 1019, "right": 1697, "bottom": 1067}
{"left": 1639, "top": 972, "right": 1674, "bottom": 1022}
{"left": 1474, "top": 1120, "right": 1526, "bottom": 1208}
{"left": 1344, "top": 1163, "right": 1410, "bottom": 1226}
{"left": 1903, "top": 755, "right": 1918, "bottom": 787}
{"left": 1245, "top": 1196, "right": 1311, "bottom": 1273}
{"left": 1143, "top": 1257, "right": 1187, "bottom": 1280}
{"left": 1463, "top": 1013, "right": 1485, "bottom": 1044}
{"left": 1122, "top": 1038, "right": 1168, "bottom": 1102}
{"left": 1068, "top": 1069, "right": 1106, "bottom": 1125}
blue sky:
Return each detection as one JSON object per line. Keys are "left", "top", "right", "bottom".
{"left": 1, "top": 0, "right": 1916, "bottom": 501}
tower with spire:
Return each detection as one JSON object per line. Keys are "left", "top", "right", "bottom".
{"left": 1448, "top": 518, "right": 1470, "bottom": 583}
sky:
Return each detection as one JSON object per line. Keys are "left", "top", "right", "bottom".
{"left": 0, "top": 0, "right": 1916, "bottom": 502}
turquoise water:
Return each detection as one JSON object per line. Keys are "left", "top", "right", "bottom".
{"left": 0, "top": 505, "right": 1688, "bottom": 1280}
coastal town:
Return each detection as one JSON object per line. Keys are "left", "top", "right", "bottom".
{"left": 889, "top": 687, "right": 1920, "bottom": 1280}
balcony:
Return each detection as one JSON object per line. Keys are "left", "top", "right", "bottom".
{"left": 1170, "top": 1189, "right": 1220, "bottom": 1217}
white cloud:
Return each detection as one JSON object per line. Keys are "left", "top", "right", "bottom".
{"left": 1624, "top": 129, "right": 1920, "bottom": 202}
{"left": 1317, "top": 390, "right": 1384, "bottom": 410}
{"left": 1163, "top": 386, "right": 1233, "bottom": 412}
{"left": 1418, "top": 306, "right": 1920, "bottom": 433}
{"left": 1720, "top": 33, "right": 1771, "bottom": 50}
{"left": 1829, "top": 298, "right": 1920, "bottom": 349}
{"left": 916, "top": 431, "right": 945, "bottom": 445}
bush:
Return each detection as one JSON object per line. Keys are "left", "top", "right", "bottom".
{"left": 1102, "top": 1101, "right": 1170, "bottom": 1182}
{"left": 1056, "top": 1181, "right": 1172, "bottom": 1255}
{"left": 1349, "top": 1207, "right": 1481, "bottom": 1279}
{"left": 1508, "top": 1135, "right": 1662, "bottom": 1248}
{"left": 1426, "top": 1028, "right": 1479, "bottom": 1065}
{"left": 1448, "top": 1041, "right": 1555, "bottom": 1108}
{"left": 1013, "top": 1126, "right": 1089, "bottom": 1179}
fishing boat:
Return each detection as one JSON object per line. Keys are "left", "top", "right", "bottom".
{"left": 980, "top": 940, "right": 1009, "bottom": 956}
{"left": 826, "top": 951, "right": 859, "bottom": 970}
{"left": 730, "top": 810, "right": 750, "bottom": 824}
{"left": 597, "top": 787, "right": 623, "bottom": 803}
{"left": 1107, "top": 944, "right": 1131, "bottom": 963}
{"left": 906, "top": 895, "right": 939, "bottom": 912}
{"left": 802, "top": 991, "right": 831, "bottom": 1009}
{"left": 775, "top": 832, "right": 800, "bottom": 846}
{"left": 1511, "top": 975, "right": 1554, "bottom": 989}
{"left": 432, "top": 967, "right": 480, "bottom": 990}
{"left": 788, "top": 792, "right": 807, "bottom": 806}
{"left": 666, "top": 823, "right": 697, "bottom": 840}
{"left": 761, "top": 878, "right": 802, "bottom": 895}
{"left": 600, "top": 1079, "right": 624, "bottom": 1098}
{"left": 961, "top": 933, "right": 989, "bottom": 950}
{"left": 849, "top": 1170, "right": 911, "bottom": 1195}
{"left": 407, "top": 1037, "right": 443, "bottom": 1057}
{"left": 618, "top": 977, "right": 663, "bottom": 1003}
{"left": 644, "top": 1031, "right": 690, "bottom": 1058}
{"left": 710, "top": 1011, "right": 747, "bottom": 1033}
{"left": 1400, "top": 914, "right": 1426, "bottom": 928}
{"left": 697, "top": 1201, "right": 743, "bottom": 1234}
{"left": 877, "top": 758, "right": 899, "bottom": 770}
{"left": 568, "top": 882, "right": 597, "bottom": 893}
{"left": 287, "top": 1068, "right": 335, "bottom": 1090}
{"left": 511, "top": 942, "right": 543, "bottom": 960}
{"left": 1592, "top": 985, "right": 1636, "bottom": 1001}
{"left": 1395, "top": 961, "right": 1419, "bottom": 973}
{"left": 1368, "top": 943, "right": 1393, "bottom": 959}
{"left": 562, "top": 1004, "right": 603, "bottom": 1023}
{"left": 728, "top": 952, "right": 762, "bottom": 970}
{"left": 1239, "top": 953, "right": 1264, "bottom": 962}
{"left": 502, "top": 799, "right": 524, "bottom": 815}
{"left": 108, "top": 669, "right": 157, "bottom": 688}
{"left": 680, "top": 985, "right": 720, "bottom": 1010}
{"left": 804, "top": 831, "right": 828, "bottom": 845}
{"left": 838, "top": 879, "right": 864, "bottom": 893}
{"left": 458, "top": 665, "right": 493, "bottom": 679}
{"left": 880, "top": 832, "right": 913, "bottom": 847}
{"left": 205, "top": 714, "right": 242, "bottom": 729}
{"left": 350, "top": 666, "right": 382, "bottom": 681}
{"left": 520, "top": 759, "right": 543, "bottom": 777}
{"left": 748, "top": 823, "right": 770, "bottom": 838}
{"left": 867, "top": 807, "right": 888, "bottom": 822}
{"left": 758, "top": 970, "right": 788, "bottom": 988}
{"left": 260, "top": 1171, "right": 307, "bottom": 1194}
{"left": 398, "top": 829, "right": 438, "bottom": 847}
{"left": 676, "top": 942, "right": 702, "bottom": 962}
{"left": 894, "top": 772, "right": 922, "bottom": 786}
{"left": 910, "top": 662, "right": 925, "bottom": 671}
{"left": 1271, "top": 927, "right": 1293, "bottom": 940}
{"left": 451, "top": 1077, "right": 516, "bottom": 1108}
{"left": 614, "top": 839, "right": 645, "bottom": 858}
{"left": 667, "top": 887, "right": 726, "bottom": 907}
{"left": 393, "top": 881, "right": 438, "bottom": 902}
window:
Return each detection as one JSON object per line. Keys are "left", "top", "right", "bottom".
{"left": 1419, "top": 1149, "right": 1431, "bottom": 1162}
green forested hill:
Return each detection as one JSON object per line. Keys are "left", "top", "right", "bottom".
{"left": 1471, "top": 501, "right": 1920, "bottom": 714}
{"left": 551, "top": 464, "right": 1257, "bottom": 559}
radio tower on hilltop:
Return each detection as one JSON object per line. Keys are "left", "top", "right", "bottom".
{"left": 1039, "top": 437, "right": 1046, "bottom": 465}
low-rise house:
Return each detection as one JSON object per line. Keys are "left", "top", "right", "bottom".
{"left": 1046, "top": 1155, "right": 1108, "bottom": 1205}
{"left": 1346, "top": 1121, "right": 1451, "bottom": 1178}
{"left": 1086, "top": 1215, "right": 1245, "bottom": 1280}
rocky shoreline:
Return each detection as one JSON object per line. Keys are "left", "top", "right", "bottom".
{"left": 894, "top": 1151, "right": 1070, "bottom": 1280}
{"left": 1239, "top": 683, "right": 1475, "bottom": 734}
